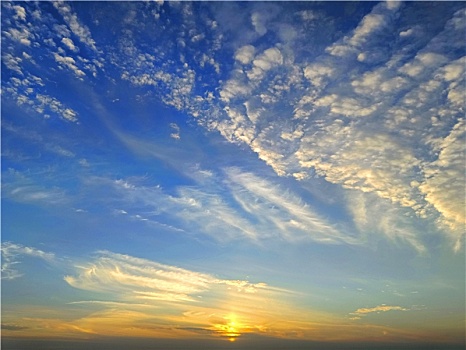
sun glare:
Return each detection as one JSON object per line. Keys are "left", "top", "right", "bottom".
{"left": 214, "top": 314, "right": 242, "bottom": 341}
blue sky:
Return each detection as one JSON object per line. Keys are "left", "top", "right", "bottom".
{"left": 1, "top": 1, "right": 465, "bottom": 348}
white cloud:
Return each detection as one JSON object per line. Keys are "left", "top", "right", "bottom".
{"left": 348, "top": 14, "right": 387, "bottom": 47}
{"left": 251, "top": 11, "right": 267, "bottom": 36}
{"left": 61, "top": 37, "right": 78, "bottom": 52}
{"left": 235, "top": 45, "right": 255, "bottom": 65}
{"left": 252, "top": 47, "right": 283, "bottom": 72}
{"left": 35, "top": 93, "right": 79, "bottom": 122}
{"left": 219, "top": 70, "right": 252, "bottom": 103}
{"left": 2, "top": 54, "right": 23, "bottom": 75}
{"left": 122, "top": 66, "right": 196, "bottom": 111}
{"left": 225, "top": 168, "right": 356, "bottom": 244}
{"left": 1, "top": 242, "right": 55, "bottom": 280}
{"left": 47, "top": 144, "right": 75, "bottom": 157}
{"left": 5, "top": 27, "right": 32, "bottom": 46}
{"left": 53, "top": 1, "right": 98, "bottom": 52}
{"left": 65, "top": 251, "right": 214, "bottom": 302}
{"left": 191, "top": 3, "right": 465, "bottom": 252}
{"left": 326, "top": 44, "right": 357, "bottom": 58}
{"left": 170, "top": 123, "right": 181, "bottom": 140}
{"left": 65, "top": 250, "right": 274, "bottom": 304}
{"left": 325, "top": 2, "right": 399, "bottom": 59}
{"left": 12, "top": 5, "right": 27, "bottom": 20}
{"left": 442, "top": 57, "right": 465, "bottom": 82}
{"left": 53, "top": 53, "right": 86, "bottom": 78}
{"left": 108, "top": 174, "right": 259, "bottom": 241}
{"left": 346, "top": 190, "right": 426, "bottom": 253}
{"left": 399, "top": 28, "right": 414, "bottom": 37}
{"left": 249, "top": 3, "right": 280, "bottom": 37}
{"left": 399, "top": 52, "right": 448, "bottom": 78}
{"left": 169, "top": 186, "right": 260, "bottom": 241}
{"left": 385, "top": 1, "right": 401, "bottom": 11}
{"left": 419, "top": 118, "right": 466, "bottom": 251}
{"left": 2, "top": 168, "right": 68, "bottom": 206}
{"left": 90, "top": 161, "right": 360, "bottom": 245}
{"left": 296, "top": 127, "right": 422, "bottom": 210}
{"left": 303, "top": 63, "right": 336, "bottom": 88}
{"left": 37, "top": 1, "right": 461, "bottom": 253}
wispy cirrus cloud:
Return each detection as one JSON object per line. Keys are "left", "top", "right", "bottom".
{"left": 419, "top": 118, "right": 466, "bottom": 252}
{"left": 1, "top": 169, "right": 67, "bottom": 206}
{"left": 62, "top": 250, "right": 311, "bottom": 340}
{"left": 94, "top": 165, "right": 352, "bottom": 245}
{"left": 1, "top": 241, "right": 55, "bottom": 280}
{"left": 345, "top": 190, "right": 427, "bottom": 253}
{"left": 64, "top": 250, "right": 275, "bottom": 303}
{"left": 224, "top": 167, "right": 356, "bottom": 244}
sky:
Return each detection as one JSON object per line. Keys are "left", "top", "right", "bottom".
{"left": 1, "top": 1, "right": 465, "bottom": 349}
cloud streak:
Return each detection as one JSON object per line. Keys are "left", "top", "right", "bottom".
{"left": 95, "top": 164, "right": 354, "bottom": 245}
{"left": 1, "top": 242, "right": 55, "bottom": 280}
{"left": 62, "top": 250, "right": 315, "bottom": 340}
{"left": 64, "top": 250, "right": 278, "bottom": 302}
{"left": 349, "top": 304, "right": 410, "bottom": 320}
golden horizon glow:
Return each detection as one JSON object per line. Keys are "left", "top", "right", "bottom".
{"left": 212, "top": 313, "right": 242, "bottom": 341}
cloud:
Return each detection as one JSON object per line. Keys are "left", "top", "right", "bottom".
{"left": 2, "top": 67, "right": 79, "bottom": 122}
{"left": 4, "top": 27, "right": 32, "bottom": 46}
{"left": 225, "top": 167, "right": 356, "bottom": 244}
{"left": 96, "top": 162, "right": 359, "bottom": 245}
{"left": 188, "top": 4, "right": 465, "bottom": 252}
{"left": 170, "top": 123, "right": 181, "bottom": 140}
{"left": 249, "top": 5, "right": 279, "bottom": 37}
{"left": 60, "top": 249, "right": 374, "bottom": 341}
{"left": 240, "top": 46, "right": 287, "bottom": 83}
{"left": 3, "top": 242, "right": 323, "bottom": 341}
{"left": 1, "top": 242, "right": 55, "bottom": 280}
{"left": 12, "top": 5, "right": 27, "bottom": 20}
{"left": 61, "top": 37, "right": 78, "bottom": 52}
{"left": 59, "top": 1, "right": 461, "bottom": 255}
{"left": 1, "top": 323, "right": 29, "bottom": 331}
{"left": 303, "top": 62, "right": 336, "bottom": 88}
{"left": 62, "top": 250, "right": 304, "bottom": 339}
{"left": 419, "top": 118, "right": 466, "bottom": 251}
{"left": 345, "top": 190, "right": 427, "bottom": 253}
{"left": 67, "top": 300, "right": 153, "bottom": 308}
{"left": 219, "top": 71, "right": 252, "bottom": 103}
{"left": 122, "top": 66, "right": 196, "bottom": 111}
{"left": 36, "top": 94, "right": 79, "bottom": 122}
{"left": 2, "top": 53, "right": 24, "bottom": 75}
{"left": 53, "top": 1, "right": 98, "bottom": 52}
{"left": 351, "top": 304, "right": 409, "bottom": 317}
{"left": 235, "top": 45, "right": 255, "bottom": 65}
{"left": 325, "top": 2, "right": 399, "bottom": 60}
{"left": 53, "top": 53, "right": 86, "bottom": 78}
{"left": 2, "top": 169, "right": 68, "bottom": 206}
{"left": 64, "top": 251, "right": 216, "bottom": 302}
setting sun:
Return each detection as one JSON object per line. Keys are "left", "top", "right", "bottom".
{"left": 212, "top": 314, "right": 242, "bottom": 341}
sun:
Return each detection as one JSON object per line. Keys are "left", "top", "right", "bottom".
{"left": 214, "top": 314, "right": 242, "bottom": 341}
{"left": 226, "top": 320, "right": 240, "bottom": 341}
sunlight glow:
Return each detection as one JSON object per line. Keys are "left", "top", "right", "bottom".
{"left": 213, "top": 314, "right": 242, "bottom": 341}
